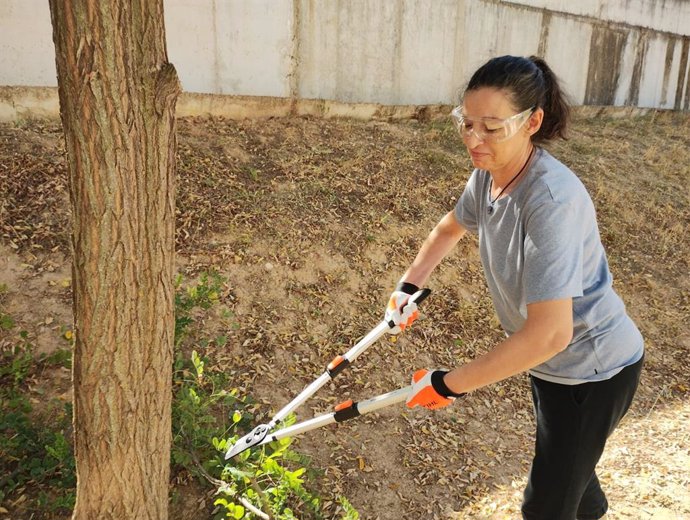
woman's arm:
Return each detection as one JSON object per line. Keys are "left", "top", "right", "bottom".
{"left": 443, "top": 297, "right": 574, "bottom": 394}
{"left": 400, "top": 210, "right": 467, "bottom": 288}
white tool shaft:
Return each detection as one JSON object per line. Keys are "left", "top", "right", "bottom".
{"left": 273, "top": 372, "right": 331, "bottom": 423}
{"left": 272, "top": 321, "right": 389, "bottom": 424}
{"left": 356, "top": 385, "right": 412, "bottom": 414}
{"left": 260, "top": 414, "right": 337, "bottom": 445}
{"left": 260, "top": 385, "right": 413, "bottom": 446}
{"left": 343, "top": 320, "right": 389, "bottom": 363}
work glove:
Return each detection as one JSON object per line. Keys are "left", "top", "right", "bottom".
{"left": 385, "top": 282, "right": 420, "bottom": 334}
{"left": 405, "top": 369, "right": 464, "bottom": 410}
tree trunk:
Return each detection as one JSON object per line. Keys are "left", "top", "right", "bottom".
{"left": 49, "top": 2, "right": 180, "bottom": 518}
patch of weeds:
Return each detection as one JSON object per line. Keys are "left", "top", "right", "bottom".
{"left": 0, "top": 312, "right": 15, "bottom": 330}
{"left": 172, "top": 349, "right": 325, "bottom": 519}
{"left": 422, "top": 149, "right": 455, "bottom": 170}
{"left": 0, "top": 284, "right": 13, "bottom": 330}
{"left": 173, "top": 274, "right": 357, "bottom": 520}
{"left": 40, "top": 348, "right": 73, "bottom": 369}
{"left": 174, "top": 270, "right": 223, "bottom": 347}
{"left": 0, "top": 333, "right": 75, "bottom": 513}
{"left": 248, "top": 167, "right": 261, "bottom": 181}
{"left": 0, "top": 331, "right": 33, "bottom": 386}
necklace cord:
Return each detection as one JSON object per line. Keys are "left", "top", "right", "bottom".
{"left": 488, "top": 146, "right": 534, "bottom": 214}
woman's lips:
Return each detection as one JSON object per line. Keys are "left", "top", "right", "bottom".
{"left": 470, "top": 150, "right": 490, "bottom": 160}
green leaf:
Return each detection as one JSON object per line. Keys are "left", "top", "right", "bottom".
{"left": 212, "top": 437, "right": 227, "bottom": 451}
{"left": 338, "top": 496, "right": 360, "bottom": 520}
{"left": 223, "top": 465, "right": 253, "bottom": 482}
{"left": 191, "top": 350, "right": 204, "bottom": 378}
{"left": 187, "top": 387, "right": 200, "bottom": 406}
{"left": 261, "top": 457, "right": 280, "bottom": 474}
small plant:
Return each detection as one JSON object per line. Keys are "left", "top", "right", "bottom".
{"left": 0, "top": 311, "right": 14, "bottom": 330}
{"left": 338, "top": 496, "right": 360, "bottom": 520}
{"left": 174, "top": 270, "right": 223, "bottom": 346}
{"left": 0, "top": 331, "right": 33, "bottom": 386}
{"left": 172, "top": 348, "right": 325, "bottom": 519}
{"left": 172, "top": 273, "right": 357, "bottom": 519}
{"left": 213, "top": 431, "right": 323, "bottom": 520}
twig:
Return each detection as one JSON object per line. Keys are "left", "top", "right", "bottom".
{"left": 239, "top": 496, "right": 270, "bottom": 520}
{"left": 645, "top": 386, "right": 666, "bottom": 419}
{"left": 250, "top": 476, "right": 276, "bottom": 520}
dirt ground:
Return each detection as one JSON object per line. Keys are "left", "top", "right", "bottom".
{"left": 0, "top": 111, "right": 689, "bottom": 520}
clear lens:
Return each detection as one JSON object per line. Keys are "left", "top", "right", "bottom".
{"left": 451, "top": 106, "right": 533, "bottom": 143}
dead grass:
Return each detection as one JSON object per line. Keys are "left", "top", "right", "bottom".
{"left": 0, "top": 110, "right": 688, "bottom": 520}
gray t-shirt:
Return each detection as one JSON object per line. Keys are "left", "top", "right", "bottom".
{"left": 454, "top": 148, "right": 643, "bottom": 384}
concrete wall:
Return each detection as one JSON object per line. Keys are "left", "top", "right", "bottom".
{"left": 0, "top": 1, "right": 56, "bottom": 88}
{"left": 1, "top": 0, "right": 689, "bottom": 112}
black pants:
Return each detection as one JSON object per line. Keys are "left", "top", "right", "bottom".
{"left": 521, "top": 356, "right": 644, "bottom": 520}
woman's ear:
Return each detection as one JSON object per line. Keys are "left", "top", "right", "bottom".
{"left": 526, "top": 107, "right": 544, "bottom": 136}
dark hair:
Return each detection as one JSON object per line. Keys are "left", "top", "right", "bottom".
{"left": 465, "top": 55, "right": 571, "bottom": 143}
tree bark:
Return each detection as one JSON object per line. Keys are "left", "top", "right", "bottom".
{"left": 49, "top": 1, "right": 180, "bottom": 518}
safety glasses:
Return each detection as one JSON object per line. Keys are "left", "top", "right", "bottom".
{"left": 451, "top": 106, "right": 534, "bottom": 143}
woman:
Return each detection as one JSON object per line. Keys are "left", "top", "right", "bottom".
{"left": 385, "top": 55, "right": 644, "bottom": 520}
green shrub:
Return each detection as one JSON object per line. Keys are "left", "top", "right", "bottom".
{"left": 0, "top": 335, "right": 76, "bottom": 513}
{"left": 172, "top": 272, "right": 330, "bottom": 519}
{"left": 172, "top": 348, "right": 325, "bottom": 519}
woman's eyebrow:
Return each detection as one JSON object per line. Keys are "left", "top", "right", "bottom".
{"left": 462, "top": 114, "right": 507, "bottom": 121}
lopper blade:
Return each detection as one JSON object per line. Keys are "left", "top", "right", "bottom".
{"left": 225, "top": 423, "right": 271, "bottom": 459}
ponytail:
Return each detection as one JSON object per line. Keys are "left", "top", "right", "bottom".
{"left": 465, "top": 55, "right": 571, "bottom": 144}
{"left": 528, "top": 56, "right": 570, "bottom": 143}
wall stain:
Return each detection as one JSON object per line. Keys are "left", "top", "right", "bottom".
{"left": 289, "top": 0, "right": 302, "bottom": 112}
{"left": 537, "top": 10, "right": 551, "bottom": 58}
{"left": 212, "top": 0, "right": 221, "bottom": 95}
{"left": 585, "top": 25, "right": 628, "bottom": 105}
{"left": 392, "top": 2, "right": 404, "bottom": 103}
{"left": 626, "top": 30, "right": 649, "bottom": 106}
{"left": 660, "top": 37, "right": 676, "bottom": 107}
{"left": 675, "top": 37, "right": 690, "bottom": 110}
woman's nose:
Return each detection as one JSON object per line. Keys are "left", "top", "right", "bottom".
{"left": 463, "top": 129, "right": 484, "bottom": 146}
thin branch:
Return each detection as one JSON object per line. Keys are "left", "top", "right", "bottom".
{"left": 250, "top": 476, "right": 276, "bottom": 520}
{"left": 239, "top": 496, "right": 270, "bottom": 520}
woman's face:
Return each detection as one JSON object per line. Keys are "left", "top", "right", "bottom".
{"left": 460, "top": 87, "right": 542, "bottom": 173}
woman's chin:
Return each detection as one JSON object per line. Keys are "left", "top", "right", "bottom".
{"left": 470, "top": 155, "right": 492, "bottom": 170}
{"left": 468, "top": 148, "right": 493, "bottom": 165}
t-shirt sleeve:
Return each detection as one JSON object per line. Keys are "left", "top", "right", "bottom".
{"left": 454, "top": 170, "right": 480, "bottom": 233}
{"left": 523, "top": 200, "right": 585, "bottom": 304}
